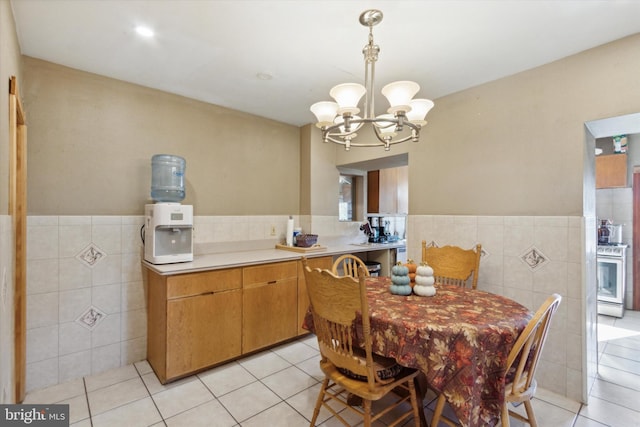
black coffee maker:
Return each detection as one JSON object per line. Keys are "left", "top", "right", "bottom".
{"left": 363, "top": 216, "right": 390, "bottom": 243}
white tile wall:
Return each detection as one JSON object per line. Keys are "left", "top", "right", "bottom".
{"left": 26, "top": 215, "right": 146, "bottom": 393}
{"left": 0, "top": 215, "right": 13, "bottom": 404}
{"left": 28, "top": 214, "right": 323, "bottom": 392}
{"left": 25, "top": 213, "right": 585, "bottom": 404}
{"left": 407, "top": 214, "right": 583, "bottom": 402}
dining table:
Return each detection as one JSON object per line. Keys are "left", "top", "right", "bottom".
{"left": 303, "top": 276, "right": 532, "bottom": 427}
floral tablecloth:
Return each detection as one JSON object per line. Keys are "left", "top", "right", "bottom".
{"left": 304, "top": 277, "right": 532, "bottom": 427}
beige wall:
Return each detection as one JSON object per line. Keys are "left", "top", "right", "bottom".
{"left": 300, "top": 124, "right": 341, "bottom": 216}
{"left": 332, "top": 33, "right": 640, "bottom": 217}
{"left": 0, "top": 0, "right": 22, "bottom": 404}
{"left": 1, "top": 0, "right": 22, "bottom": 214}
{"left": 22, "top": 57, "right": 301, "bottom": 216}
{"left": 22, "top": 34, "right": 640, "bottom": 218}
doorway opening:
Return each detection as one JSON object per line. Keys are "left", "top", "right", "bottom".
{"left": 585, "top": 113, "right": 640, "bottom": 404}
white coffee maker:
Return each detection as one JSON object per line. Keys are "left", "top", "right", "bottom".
{"left": 144, "top": 203, "right": 193, "bottom": 264}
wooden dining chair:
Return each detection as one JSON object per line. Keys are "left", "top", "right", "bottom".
{"left": 302, "top": 260, "right": 421, "bottom": 427}
{"left": 430, "top": 294, "right": 562, "bottom": 427}
{"left": 421, "top": 241, "right": 482, "bottom": 289}
{"left": 500, "top": 293, "right": 562, "bottom": 426}
{"left": 332, "top": 254, "right": 370, "bottom": 278}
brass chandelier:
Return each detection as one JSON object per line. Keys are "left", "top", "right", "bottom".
{"left": 310, "top": 9, "right": 434, "bottom": 151}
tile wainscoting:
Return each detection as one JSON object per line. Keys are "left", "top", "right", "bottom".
{"left": 25, "top": 215, "right": 147, "bottom": 393}
{"left": 24, "top": 214, "right": 363, "bottom": 393}
{"left": 407, "top": 215, "right": 584, "bottom": 402}
{"left": 24, "top": 214, "right": 584, "bottom": 404}
{"left": 1, "top": 215, "right": 15, "bottom": 403}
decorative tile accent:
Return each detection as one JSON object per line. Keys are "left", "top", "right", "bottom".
{"left": 76, "top": 305, "right": 106, "bottom": 330}
{"left": 76, "top": 243, "right": 106, "bottom": 268}
{"left": 520, "top": 246, "right": 549, "bottom": 270}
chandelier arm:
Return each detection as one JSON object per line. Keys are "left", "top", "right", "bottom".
{"left": 324, "top": 132, "right": 416, "bottom": 147}
{"left": 371, "top": 124, "right": 389, "bottom": 144}
{"left": 370, "top": 127, "right": 417, "bottom": 146}
{"left": 324, "top": 118, "right": 420, "bottom": 142}
{"left": 350, "top": 136, "right": 413, "bottom": 147}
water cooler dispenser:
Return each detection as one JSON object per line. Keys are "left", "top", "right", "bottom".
{"left": 144, "top": 203, "right": 193, "bottom": 264}
{"left": 144, "top": 154, "right": 193, "bottom": 264}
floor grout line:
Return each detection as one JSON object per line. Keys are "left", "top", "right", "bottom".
{"left": 26, "top": 314, "right": 640, "bottom": 426}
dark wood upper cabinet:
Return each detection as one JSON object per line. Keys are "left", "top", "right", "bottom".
{"left": 367, "top": 170, "right": 380, "bottom": 213}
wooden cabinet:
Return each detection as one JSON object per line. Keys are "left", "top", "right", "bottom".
{"left": 297, "top": 256, "right": 333, "bottom": 335}
{"left": 596, "top": 154, "right": 627, "bottom": 188}
{"left": 146, "top": 256, "right": 340, "bottom": 383}
{"left": 147, "top": 268, "right": 242, "bottom": 383}
{"left": 368, "top": 166, "right": 408, "bottom": 213}
{"left": 242, "top": 261, "right": 298, "bottom": 353}
{"left": 367, "top": 170, "right": 380, "bottom": 213}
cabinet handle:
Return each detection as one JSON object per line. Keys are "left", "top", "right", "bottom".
{"left": 268, "top": 280, "right": 277, "bottom": 285}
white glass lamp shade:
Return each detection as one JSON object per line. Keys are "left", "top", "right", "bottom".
{"left": 407, "top": 99, "right": 434, "bottom": 125}
{"left": 381, "top": 81, "right": 420, "bottom": 114}
{"left": 310, "top": 101, "right": 339, "bottom": 127}
{"left": 329, "top": 83, "right": 366, "bottom": 115}
{"left": 374, "top": 114, "right": 397, "bottom": 136}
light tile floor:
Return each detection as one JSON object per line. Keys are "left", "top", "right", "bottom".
{"left": 23, "top": 310, "right": 640, "bottom": 427}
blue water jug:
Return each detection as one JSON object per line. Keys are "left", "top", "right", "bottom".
{"left": 150, "top": 154, "right": 186, "bottom": 203}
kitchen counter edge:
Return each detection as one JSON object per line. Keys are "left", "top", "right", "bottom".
{"left": 142, "top": 241, "right": 406, "bottom": 275}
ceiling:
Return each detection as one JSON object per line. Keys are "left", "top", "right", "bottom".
{"left": 11, "top": 0, "right": 640, "bottom": 127}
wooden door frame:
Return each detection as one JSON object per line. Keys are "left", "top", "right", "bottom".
{"left": 9, "top": 76, "right": 27, "bottom": 402}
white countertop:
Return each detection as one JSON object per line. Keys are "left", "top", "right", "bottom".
{"left": 143, "top": 239, "right": 406, "bottom": 275}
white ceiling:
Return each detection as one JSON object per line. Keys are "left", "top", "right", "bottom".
{"left": 10, "top": 0, "right": 640, "bottom": 127}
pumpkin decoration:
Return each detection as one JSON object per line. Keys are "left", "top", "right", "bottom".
{"left": 413, "top": 262, "right": 436, "bottom": 297}
{"left": 390, "top": 262, "right": 412, "bottom": 296}
{"left": 404, "top": 259, "right": 418, "bottom": 285}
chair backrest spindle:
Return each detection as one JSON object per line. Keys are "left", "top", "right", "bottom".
{"left": 332, "top": 254, "right": 370, "bottom": 278}
{"left": 421, "top": 241, "right": 482, "bottom": 289}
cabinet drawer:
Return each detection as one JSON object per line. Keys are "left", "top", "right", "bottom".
{"left": 243, "top": 261, "right": 297, "bottom": 287}
{"left": 167, "top": 268, "right": 242, "bottom": 299}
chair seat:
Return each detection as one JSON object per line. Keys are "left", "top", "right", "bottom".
{"left": 336, "top": 347, "right": 403, "bottom": 382}
{"left": 320, "top": 359, "right": 419, "bottom": 401}
{"left": 505, "top": 377, "right": 537, "bottom": 404}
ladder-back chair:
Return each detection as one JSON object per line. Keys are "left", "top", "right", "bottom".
{"left": 430, "top": 294, "right": 562, "bottom": 427}
{"left": 421, "top": 241, "right": 482, "bottom": 289}
{"left": 302, "top": 260, "right": 421, "bottom": 427}
{"left": 332, "top": 254, "right": 370, "bottom": 278}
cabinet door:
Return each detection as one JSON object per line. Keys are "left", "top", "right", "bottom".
{"left": 166, "top": 289, "right": 242, "bottom": 380}
{"left": 297, "top": 256, "right": 333, "bottom": 335}
{"left": 596, "top": 154, "right": 627, "bottom": 188}
{"left": 379, "top": 167, "right": 398, "bottom": 214}
{"left": 243, "top": 277, "right": 298, "bottom": 353}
